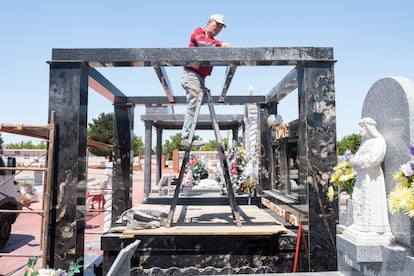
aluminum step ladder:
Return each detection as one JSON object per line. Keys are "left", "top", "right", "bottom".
{"left": 166, "top": 88, "right": 242, "bottom": 227}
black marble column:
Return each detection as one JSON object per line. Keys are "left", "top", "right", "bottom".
{"left": 232, "top": 127, "right": 238, "bottom": 142}
{"left": 144, "top": 121, "right": 153, "bottom": 199}
{"left": 156, "top": 127, "right": 163, "bottom": 185}
{"left": 112, "top": 104, "right": 134, "bottom": 223}
{"left": 47, "top": 62, "right": 88, "bottom": 271}
{"left": 278, "top": 139, "right": 288, "bottom": 193}
{"left": 297, "top": 63, "right": 338, "bottom": 271}
{"left": 258, "top": 104, "right": 272, "bottom": 191}
{"left": 268, "top": 104, "right": 278, "bottom": 191}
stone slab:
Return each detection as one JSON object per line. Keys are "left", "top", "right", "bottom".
{"left": 338, "top": 234, "right": 414, "bottom": 276}
{"left": 337, "top": 234, "right": 384, "bottom": 263}
{"left": 51, "top": 47, "right": 335, "bottom": 66}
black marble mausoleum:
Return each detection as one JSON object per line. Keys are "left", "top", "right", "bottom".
{"left": 46, "top": 47, "right": 338, "bottom": 273}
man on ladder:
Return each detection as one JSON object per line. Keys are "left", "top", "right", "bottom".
{"left": 166, "top": 14, "right": 242, "bottom": 227}
{"left": 180, "top": 13, "right": 230, "bottom": 146}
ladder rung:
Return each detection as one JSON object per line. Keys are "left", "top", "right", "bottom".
{"left": 0, "top": 253, "right": 43, "bottom": 257}
{"left": 0, "top": 167, "right": 47, "bottom": 171}
{"left": 0, "top": 209, "right": 45, "bottom": 214}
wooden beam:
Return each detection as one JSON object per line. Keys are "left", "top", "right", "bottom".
{"left": 0, "top": 123, "right": 112, "bottom": 149}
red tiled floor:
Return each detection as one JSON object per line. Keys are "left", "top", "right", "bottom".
{"left": 0, "top": 167, "right": 169, "bottom": 275}
{"left": 0, "top": 201, "right": 44, "bottom": 275}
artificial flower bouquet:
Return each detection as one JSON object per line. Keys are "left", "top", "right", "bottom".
{"left": 388, "top": 142, "right": 414, "bottom": 217}
{"left": 182, "top": 169, "right": 194, "bottom": 190}
{"left": 241, "top": 179, "right": 257, "bottom": 195}
{"left": 327, "top": 150, "right": 356, "bottom": 201}
{"left": 187, "top": 155, "right": 209, "bottom": 181}
{"left": 228, "top": 142, "right": 247, "bottom": 188}
{"left": 24, "top": 256, "right": 82, "bottom": 276}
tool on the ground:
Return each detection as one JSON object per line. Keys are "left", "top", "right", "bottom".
{"left": 166, "top": 88, "right": 242, "bottom": 227}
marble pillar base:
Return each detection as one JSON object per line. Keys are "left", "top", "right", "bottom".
{"left": 337, "top": 232, "right": 414, "bottom": 276}
{"left": 342, "top": 227, "right": 394, "bottom": 247}
{"left": 337, "top": 233, "right": 386, "bottom": 264}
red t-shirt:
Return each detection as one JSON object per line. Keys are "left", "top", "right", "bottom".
{"left": 184, "top": 27, "right": 222, "bottom": 79}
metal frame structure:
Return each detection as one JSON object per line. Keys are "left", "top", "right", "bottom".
{"left": 47, "top": 46, "right": 338, "bottom": 272}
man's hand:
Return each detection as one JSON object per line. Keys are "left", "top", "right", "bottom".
{"left": 221, "top": 42, "right": 231, "bottom": 47}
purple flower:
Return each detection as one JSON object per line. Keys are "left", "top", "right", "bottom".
{"left": 410, "top": 161, "right": 414, "bottom": 173}
{"left": 410, "top": 141, "right": 414, "bottom": 156}
{"left": 345, "top": 150, "right": 353, "bottom": 162}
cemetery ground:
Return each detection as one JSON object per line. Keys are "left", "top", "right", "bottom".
{"left": 0, "top": 167, "right": 151, "bottom": 276}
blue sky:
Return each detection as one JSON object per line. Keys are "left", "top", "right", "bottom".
{"left": 1, "top": 0, "right": 413, "bottom": 144}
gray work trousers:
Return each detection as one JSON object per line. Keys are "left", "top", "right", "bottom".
{"left": 181, "top": 69, "right": 205, "bottom": 139}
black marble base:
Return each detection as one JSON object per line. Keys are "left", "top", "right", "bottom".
{"left": 101, "top": 231, "right": 295, "bottom": 274}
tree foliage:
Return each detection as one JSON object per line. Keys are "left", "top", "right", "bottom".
{"left": 88, "top": 112, "right": 113, "bottom": 160}
{"left": 162, "top": 133, "right": 209, "bottom": 160}
{"left": 202, "top": 137, "right": 229, "bottom": 151}
{"left": 133, "top": 135, "right": 144, "bottom": 157}
{"left": 7, "top": 140, "right": 46, "bottom": 149}
{"left": 87, "top": 112, "right": 145, "bottom": 161}
{"left": 337, "top": 133, "right": 361, "bottom": 155}
{"left": 162, "top": 133, "right": 184, "bottom": 160}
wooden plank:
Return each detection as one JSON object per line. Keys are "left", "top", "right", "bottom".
{"left": 261, "top": 197, "right": 299, "bottom": 227}
{"left": 0, "top": 122, "right": 111, "bottom": 149}
{"left": 114, "top": 204, "right": 287, "bottom": 237}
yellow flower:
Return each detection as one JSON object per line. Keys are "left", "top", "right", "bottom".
{"left": 393, "top": 170, "right": 406, "bottom": 181}
{"left": 344, "top": 168, "right": 354, "bottom": 175}
{"left": 329, "top": 160, "right": 356, "bottom": 199}
{"left": 388, "top": 147, "right": 414, "bottom": 218}
{"left": 403, "top": 199, "right": 414, "bottom": 218}
{"left": 334, "top": 162, "right": 347, "bottom": 171}
{"left": 339, "top": 173, "right": 355, "bottom": 182}
{"left": 388, "top": 185, "right": 413, "bottom": 214}
{"left": 401, "top": 181, "right": 411, "bottom": 188}
{"left": 330, "top": 173, "right": 341, "bottom": 183}
{"left": 327, "top": 186, "right": 335, "bottom": 202}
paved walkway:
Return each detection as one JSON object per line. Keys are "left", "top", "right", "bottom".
{"left": 0, "top": 167, "right": 173, "bottom": 275}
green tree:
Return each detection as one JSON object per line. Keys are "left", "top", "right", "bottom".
{"left": 162, "top": 133, "right": 184, "bottom": 160}
{"left": 7, "top": 140, "right": 46, "bottom": 149}
{"left": 202, "top": 137, "right": 229, "bottom": 151}
{"left": 133, "top": 135, "right": 145, "bottom": 169}
{"left": 88, "top": 112, "right": 145, "bottom": 162}
{"left": 88, "top": 112, "right": 114, "bottom": 160}
{"left": 133, "top": 135, "right": 144, "bottom": 157}
{"left": 162, "top": 133, "right": 205, "bottom": 160}
{"left": 337, "top": 133, "right": 361, "bottom": 155}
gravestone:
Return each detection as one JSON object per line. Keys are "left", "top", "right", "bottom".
{"left": 362, "top": 77, "right": 414, "bottom": 248}
{"left": 337, "top": 77, "right": 414, "bottom": 275}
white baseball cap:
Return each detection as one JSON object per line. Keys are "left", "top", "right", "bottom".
{"left": 209, "top": 14, "right": 226, "bottom": 28}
